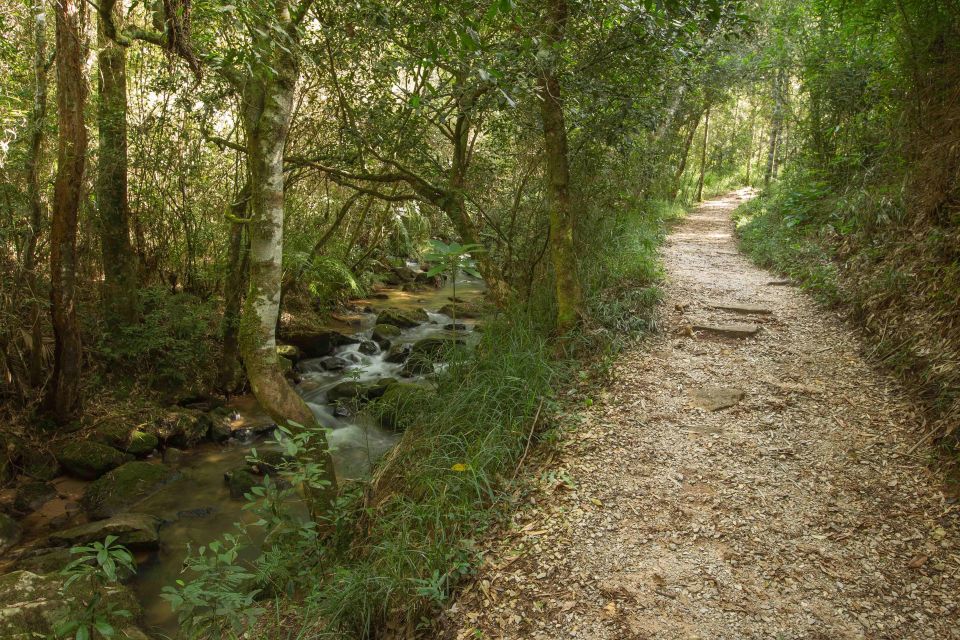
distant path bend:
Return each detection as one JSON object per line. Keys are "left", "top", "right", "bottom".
{"left": 443, "top": 190, "right": 960, "bottom": 640}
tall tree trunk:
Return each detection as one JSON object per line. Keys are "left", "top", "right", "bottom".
{"left": 444, "top": 84, "right": 511, "bottom": 306}
{"left": 764, "top": 69, "right": 785, "bottom": 186}
{"left": 539, "top": 0, "right": 582, "bottom": 334}
{"left": 671, "top": 112, "right": 701, "bottom": 200}
{"left": 24, "top": 0, "right": 48, "bottom": 388}
{"left": 696, "top": 104, "right": 711, "bottom": 201}
{"left": 219, "top": 181, "right": 250, "bottom": 394}
{"left": 96, "top": 3, "right": 138, "bottom": 328}
{"left": 47, "top": 0, "right": 86, "bottom": 424}
{"left": 745, "top": 102, "right": 757, "bottom": 185}
{"left": 239, "top": 44, "right": 337, "bottom": 498}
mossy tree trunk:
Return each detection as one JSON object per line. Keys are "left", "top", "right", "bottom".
{"left": 219, "top": 181, "right": 250, "bottom": 394}
{"left": 47, "top": 0, "right": 86, "bottom": 424}
{"left": 96, "top": 3, "right": 139, "bottom": 328}
{"left": 23, "top": 0, "right": 48, "bottom": 388}
{"left": 539, "top": 0, "right": 582, "bottom": 335}
{"left": 238, "top": 26, "right": 338, "bottom": 497}
{"left": 696, "top": 104, "right": 711, "bottom": 201}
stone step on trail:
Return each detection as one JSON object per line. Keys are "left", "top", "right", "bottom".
{"left": 690, "top": 321, "right": 761, "bottom": 339}
{"left": 710, "top": 302, "right": 773, "bottom": 315}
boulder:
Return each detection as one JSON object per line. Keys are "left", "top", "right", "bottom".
{"left": 327, "top": 378, "right": 397, "bottom": 404}
{"left": 443, "top": 323, "right": 467, "bottom": 331}
{"left": 208, "top": 409, "right": 233, "bottom": 442}
{"left": 371, "top": 323, "right": 401, "bottom": 348}
{"left": 13, "top": 482, "right": 56, "bottom": 514}
{"left": 438, "top": 300, "right": 487, "bottom": 319}
{"left": 280, "top": 329, "right": 358, "bottom": 358}
{"left": 373, "top": 383, "right": 430, "bottom": 432}
{"left": 81, "top": 462, "right": 176, "bottom": 520}
{"left": 225, "top": 467, "right": 258, "bottom": 500}
{"left": 384, "top": 343, "right": 412, "bottom": 364}
{"left": 162, "top": 447, "right": 184, "bottom": 465}
{"left": 0, "top": 570, "right": 141, "bottom": 639}
{"left": 20, "top": 449, "right": 59, "bottom": 482}
{"left": 13, "top": 548, "right": 72, "bottom": 574}
{"left": 358, "top": 340, "right": 379, "bottom": 355}
{"left": 55, "top": 441, "right": 132, "bottom": 480}
{"left": 92, "top": 422, "right": 158, "bottom": 457}
{"left": 155, "top": 409, "right": 211, "bottom": 448}
{"left": 0, "top": 512, "right": 21, "bottom": 554}
{"left": 276, "top": 344, "right": 301, "bottom": 362}
{"left": 48, "top": 513, "right": 161, "bottom": 550}
{"left": 410, "top": 336, "right": 466, "bottom": 360}
{"left": 376, "top": 307, "right": 429, "bottom": 328}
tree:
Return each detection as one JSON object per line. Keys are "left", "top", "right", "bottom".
{"left": 96, "top": 1, "right": 139, "bottom": 327}
{"left": 538, "top": 0, "right": 582, "bottom": 335}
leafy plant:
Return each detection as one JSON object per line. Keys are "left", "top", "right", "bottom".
{"left": 424, "top": 240, "right": 484, "bottom": 325}
{"left": 56, "top": 536, "right": 136, "bottom": 640}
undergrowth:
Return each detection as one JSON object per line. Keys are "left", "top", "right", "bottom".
{"left": 734, "top": 172, "right": 960, "bottom": 465}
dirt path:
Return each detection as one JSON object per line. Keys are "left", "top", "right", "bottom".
{"left": 442, "top": 190, "right": 960, "bottom": 639}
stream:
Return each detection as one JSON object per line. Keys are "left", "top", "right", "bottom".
{"left": 19, "top": 273, "right": 485, "bottom": 635}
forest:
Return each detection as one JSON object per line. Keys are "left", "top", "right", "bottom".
{"left": 0, "top": 0, "right": 957, "bottom": 638}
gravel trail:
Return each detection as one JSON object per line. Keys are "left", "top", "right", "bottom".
{"left": 442, "top": 190, "right": 960, "bottom": 640}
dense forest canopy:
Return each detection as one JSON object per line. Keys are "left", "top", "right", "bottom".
{"left": 0, "top": 0, "right": 958, "bottom": 637}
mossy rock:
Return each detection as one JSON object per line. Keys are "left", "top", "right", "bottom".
{"left": 55, "top": 441, "right": 132, "bottom": 480}
{"left": 208, "top": 409, "right": 233, "bottom": 443}
{"left": 20, "top": 449, "right": 59, "bottom": 481}
{"left": 280, "top": 329, "right": 358, "bottom": 358}
{"left": 384, "top": 343, "right": 412, "bottom": 364}
{"left": 13, "top": 548, "right": 73, "bottom": 574}
{"left": 48, "top": 513, "right": 161, "bottom": 550}
{"left": 0, "top": 570, "right": 142, "bottom": 640}
{"left": 276, "top": 343, "right": 301, "bottom": 362}
{"left": 225, "top": 467, "right": 259, "bottom": 500}
{"left": 13, "top": 482, "right": 56, "bottom": 514}
{"left": 327, "top": 378, "right": 397, "bottom": 404}
{"left": 376, "top": 307, "right": 429, "bottom": 328}
{"left": 93, "top": 422, "right": 159, "bottom": 457}
{"left": 372, "top": 383, "right": 431, "bottom": 432}
{"left": 371, "top": 323, "right": 402, "bottom": 348}
{"left": 81, "top": 461, "right": 176, "bottom": 520}
{"left": 410, "top": 336, "right": 466, "bottom": 361}
{"left": 0, "top": 433, "right": 25, "bottom": 487}
{"left": 155, "top": 409, "right": 211, "bottom": 448}
{"left": 0, "top": 512, "right": 21, "bottom": 554}
{"left": 438, "top": 300, "right": 489, "bottom": 319}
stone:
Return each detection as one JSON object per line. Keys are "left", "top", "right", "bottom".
{"left": 767, "top": 279, "right": 792, "bottom": 286}
{"left": 208, "top": 410, "right": 233, "bottom": 442}
{"left": 710, "top": 302, "right": 773, "bottom": 315}
{"left": 443, "top": 323, "right": 467, "bottom": 331}
{"left": 13, "top": 483, "right": 56, "bottom": 514}
{"left": 14, "top": 547, "right": 73, "bottom": 574}
{"left": 92, "top": 422, "right": 158, "bottom": 457}
{"left": 0, "top": 512, "right": 21, "bottom": 554}
{"left": 280, "top": 329, "right": 358, "bottom": 358}
{"left": 20, "top": 450, "right": 59, "bottom": 482}
{"left": 690, "top": 386, "right": 746, "bottom": 411}
{"left": 0, "top": 570, "right": 141, "bottom": 639}
{"left": 162, "top": 447, "right": 184, "bottom": 465}
{"left": 55, "top": 441, "right": 132, "bottom": 480}
{"left": 81, "top": 462, "right": 176, "bottom": 520}
{"left": 278, "top": 356, "right": 294, "bottom": 374}
{"left": 155, "top": 409, "right": 211, "bottom": 448}
{"left": 276, "top": 343, "right": 301, "bottom": 362}
{"left": 48, "top": 513, "right": 162, "bottom": 550}
{"left": 0, "top": 433, "right": 24, "bottom": 487}
{"left": 376, "top": 307, "right": 429, "bottom": 328}
{"left": 226, "top": 467, "right": 258, "bottom": 500}
{"left": 327, "top": 378, "right": 397, "bottom": 404}
{"left": 384, "top": 343, "right": 411, "bottom": 364}
{"left": 371, "top": 323, "right": 402, "bottom": 348}
{"left": 438, "top": 300, "right": 487, "bottom": 319}
{"left": 374, "top": 383, "right": 430, "bottom": 432}
{"left": 689, "top": 322, "right": 761, "bottom": 339}
{"left": 320, "top": 356, "right": 350, "bottom": 371}
{"left": 410, "top": 336, "right": 466, "bottom": 360}
{"left": 358, "top": 340, "right": 379, "bottom": 355}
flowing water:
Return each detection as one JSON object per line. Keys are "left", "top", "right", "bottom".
{"left": 126, "top": 275, "right": 485, "bottom": 633}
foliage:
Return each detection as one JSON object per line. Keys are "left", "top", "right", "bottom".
{"left": 56, "top": 536, "right": 136, "bottom": 640}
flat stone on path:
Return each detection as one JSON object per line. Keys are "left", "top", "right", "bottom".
{"left": 690, "top": 321, "right": 760, "bottom": 338}
{"left": 710, "top": 302, "right": 773, "bottom": 315}
{"left": 690, "top": 386, "right": 745, "bottom": 411}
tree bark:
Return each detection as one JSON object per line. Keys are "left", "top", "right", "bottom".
{"left": 764, "top": 69, "right": 785, "bottom": 186}
{"left": 696, "top": 104, "right": 711, "bottom": 201}
{"left": 47, "top": 0, "right": 87, "bottom": 424}
{"left": 671, "top": 112, "right": 701, "bottom": 200}
{"left": 539, "top": 0, "right": 582, "bottom": 334}
{"left": 96, "top": 3, "right": 139, "bottom": 328}
{"left": 23, "top": 0, "right": 48, "bottom": 388}
{"left": 219, "top": 181, "right": 250, "bottom": 394}
{"left": 238, "top": 30, "right": 338, "bottom": 498}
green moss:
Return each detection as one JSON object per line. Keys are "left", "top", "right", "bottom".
{"left": 81, "top": 461, "right": 175, "bottom": 519}
{"left": 55, "top": 441, "right": 132, "bottom": 480}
